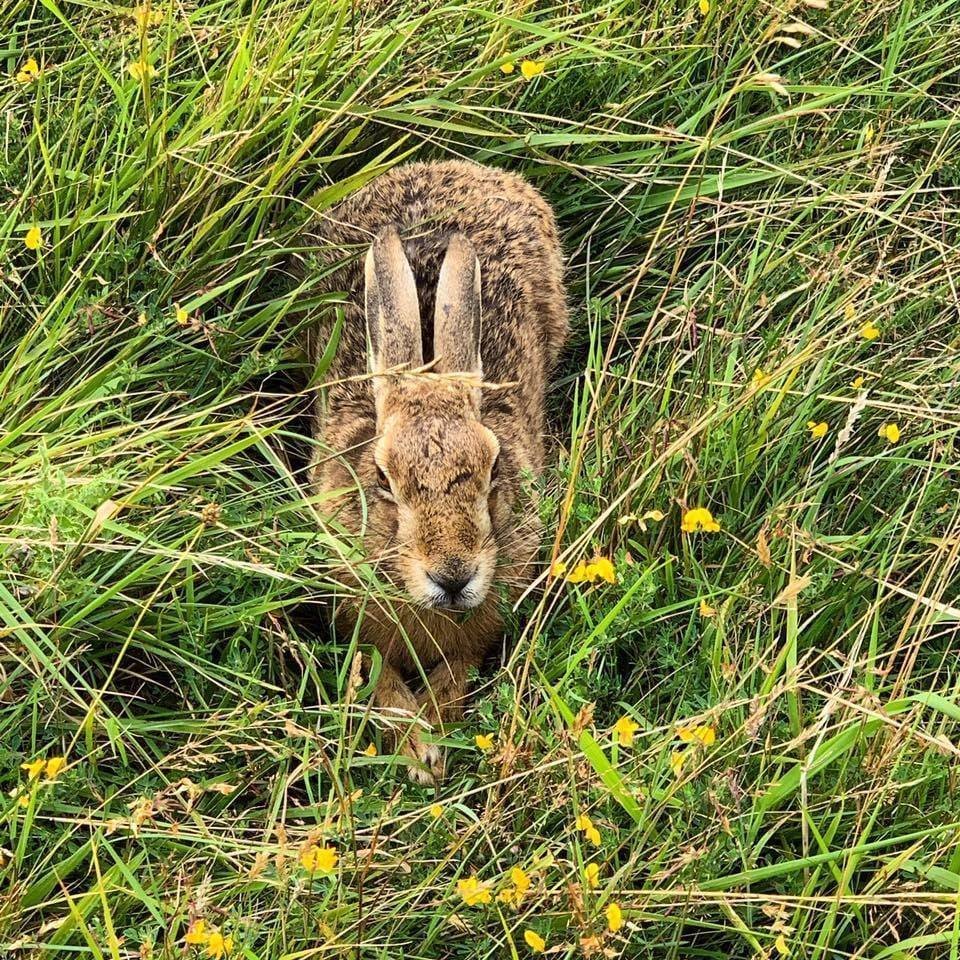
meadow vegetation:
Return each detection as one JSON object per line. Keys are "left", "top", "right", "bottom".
{"left": 3, "top": 0, "right": 960, "bottom": 957}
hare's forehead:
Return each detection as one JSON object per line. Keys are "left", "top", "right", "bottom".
{"left": 378, "top": 417, "right": 494, "bottom": 482}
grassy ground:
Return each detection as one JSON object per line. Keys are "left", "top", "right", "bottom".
{"left": 3, "top": 0, "right": 960, "bottom": 956}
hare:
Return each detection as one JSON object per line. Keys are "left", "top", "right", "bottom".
{"left": 308, "top": 160, "right": 567, "bottom": 782}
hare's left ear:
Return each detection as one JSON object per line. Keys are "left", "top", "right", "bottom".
{"left": 433, "top": 234, "right": 482, "bottom": 385}
{"left": 365, "top": 225, "right": 423, "bottom": 420}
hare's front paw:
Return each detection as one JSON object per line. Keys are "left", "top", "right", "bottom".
{"left": 404, "top": 731, "right": 445, "bottom": 785}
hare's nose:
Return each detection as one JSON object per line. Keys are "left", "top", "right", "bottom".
{"left": 428, "top": 571, "right": 472, "bottom": 598}
{"left": 427, "top": 560, "right": 478, "bottom": 603}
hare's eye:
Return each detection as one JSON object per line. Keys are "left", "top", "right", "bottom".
{"left": 489, "top": 454, "right": 501, "bottom": 487}
{"left": 376, "top": 465, "right": 393, "bottom": 497}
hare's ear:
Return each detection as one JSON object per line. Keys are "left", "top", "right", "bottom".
{"left": 365, "top": 226, "right": 423, "bottom": 397}
{"left": 433, "top": 234, "right": 482, "bottom": 381}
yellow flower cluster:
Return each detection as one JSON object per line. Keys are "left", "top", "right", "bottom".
{"left": 130, "top": 3, "right": 165, "bottom": 28}
{"left": 128, "top": 60, "right": 157, "bottom": 80}
{"left": 878, "top": 423, "right": 901, "bottom": 444}
{"left": 612, "top": 715, "right": 639, "bottom": 747}
{"left": 300, "top": 843, "right": 338, "bottom": 874}
{"left": 457, "top": 864, "right": 533, "bottom": 909}
{"left": 500, "top": 59, "right": 545, "bottom": 79}
{"left": 21, "top": 756, "right": 66, "bottom": 781}
{"left": 456, "top": 875, "right": 491, "bottom": 905}
{"left": 552, "top": 556, "right": 616, "bottom": 584}
{"left": 670, "top": 724, "right": 717, "bottom": 777}
{"left": 456, "top": 861, "right": 625, "bottom": 950}
{"left": 680, "top": 507, "right": 720, "bottom": 533}
{"left": 184, "top": 920, "right": 233, "bottom": 958}
{"left": 575, "top": 813, "right": 602, "bottom": 846}
{"left": 498, "top": 866, "right": 531, "bottom": 907}
{"left": 678, "top": 725, "right": 715, "bottom": 746}
{"left": 16, "top": 57, "right": 40, "bottom": 84}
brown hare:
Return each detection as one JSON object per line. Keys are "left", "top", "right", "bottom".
{"left": 309, "top": 160, "right": 567, "bottom": 782}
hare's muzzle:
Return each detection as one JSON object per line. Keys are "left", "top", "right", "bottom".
{"left": 425, "top": 562, "right": 483, "bottom": 609}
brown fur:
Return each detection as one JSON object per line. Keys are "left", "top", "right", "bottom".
{"left": 307, "top": 160, "right": 568, "bottom": 781}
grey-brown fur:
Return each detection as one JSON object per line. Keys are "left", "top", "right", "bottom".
{"left": 308, "top": 160, "right": 567, "bottom": 781}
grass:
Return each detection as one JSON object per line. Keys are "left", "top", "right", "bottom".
{"left": 3, "top": 0, "right": 960, "bottom": 956}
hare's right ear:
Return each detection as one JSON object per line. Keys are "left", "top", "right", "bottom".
{"left": 433, "top": 233, "right": 481, "bottom": 380}
{"left": 365, "top": 226, "right": 422, "bottom": 411}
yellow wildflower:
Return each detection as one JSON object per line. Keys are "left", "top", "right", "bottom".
{"left": 878, "top": 423, "right": 900, "bottom": 444}
{"left": 174, "top": 303, "right": 190, "bottom": 326}
{"left": 589, "top": 557, "right": 616, "bottom": 583}
{"left": 16, "top": 57, "right": 40, "bottom": 83}
{"left": 851, "top": 376, "right": 865, "bottom": 389}
{"left": 774, "top": 933, "right": 790, "bottom": 956}
{"left": 698, "top": 0, "right": 710, "bottom": 15}
{"left": 565, "top": 557, "right": 616, "bottom": 584}
{"left": 475, "top": 733, "right": 494, "bottom": 752}
{"left": 524, "top": 929, "right": 546, "bottom": 953}
{"left": 550, "top": 559, "right": 567, "bottom": 577}
{"left": 519, "top": 60, "right": 545, "bottom": 80}
{"left": 584, "top": 862, "right": 600, "bottom": 888}
{"left": 131, "top": 4, "right": 165, "bottom": 28}
{"left": 205, "top": 932, "right": 233, "bottom": 958}
{"left": 575, "top": 814, "right": 601, "bottom": 846}
{"left": 44, "top": 757, "right": 67, "bottom": 780}
{"left": 184, "top": 920, "right": 208, "bottom": 945}
{"left": 613, "top": 715, "right": 639, "bottom": 747}
{"left": 499, "top": 865, "right": 531, "bottom": 907}
{"left": 21, "top": 759, "right": 45, "bottom": 781}
{"left": 678, "top": 725, "right": 716, "bottom": 746}
{"left": 859, "top": 321, "right": 880, "bottom": 340}
{"left": 500, "top": 62, "right": 515, "bottom": 74}
{"left": 300, "top": 844, "right": 337, "bottom": 873}
{"left": 751, "top": 368, "right": 771, "bottom": 388}
{"left": 807, "top": 421, "right": 828, "bottom": 440}
{"left": 429, "top": 803, "right": 443, "bottom": 819}
{"left": 669, "top": 750, "right": 686, "bottom": 777}
{"left": 509, "top": 866, "right": 531, "bottom": 896}
{"left": 362, "top": 743, "right": 377, "bottom": 757}
{"left": 606, "top": 902, "right": 624, "bottom": 933}
{"left": 681, "top": 507, "right": 720, "bottom": 533}
{"left": 457, "top": 876, "right": 492, "bottom": 906}
{"left": 24, "top": 227, "right": 43, "bottom": 251}
{"left": 699, "top": 598, "right": 717, "bottom": 618}
{"left": 127, "top": 60, "right": 157, "bottom": 80}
